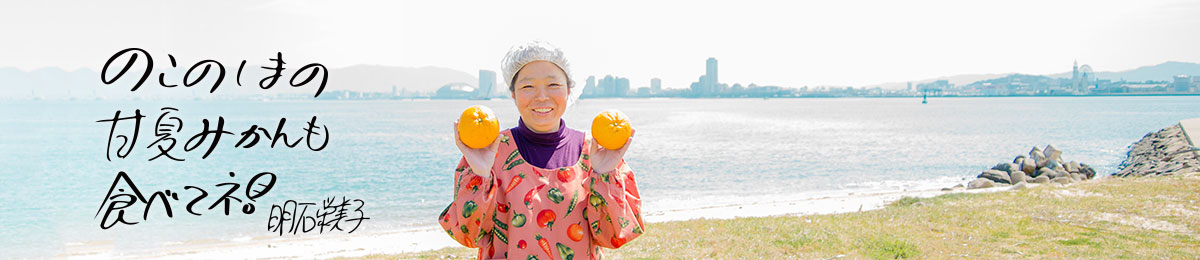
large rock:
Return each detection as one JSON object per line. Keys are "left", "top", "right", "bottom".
{"left": 1033, "top": 152, "right": 1049, "bottom": 168}
{"left": 1079, "top": 163, "right": 1096, "bottom": 179}
{"left": 1055, "top": 169, "right": 1071, "bottom": 179}
{"left": 1021, "top": 158, "right": 1037, "bottom": 175}
{"left": 1010, "top": 181, "right": 1030, "bottom": 190}
{"left": 1013, "top": 155, "right": 1027, "bottom": 164}
{"left": 1036, "top": 167, "right": 1056, "bottom": 178}
{"left": 1006, "top": 167, "right": 1024, "bottom": 178}
{"left": 991, "top": 163, "right": 1013, "bottom": 173}
{"left": 979, "top": 169, "right": 1011, "bottom": 184}
{"left": 1043, "top": 144, "right": 1062, "bottom": 161}
{"left": 1052, "top": 176, "right": 1073, "bottom": 184}
{"left": 995, "top": 163, "right": 1023, "bottom": 177}
{"left": 1046, "top": 159, "right": 1062, "bottom": 171}
{"left": 968, "top": 178, "right": 996, "bottom": 189}
{"left": 1066, "top": 161, "right": 1080, "bottom": 173}
{"left": 1052, "top": 163, "right": 1066, "bottom": 173}
{"left": 1030, "top": 175, "right": 1051, "bottom": 184}
{"left": 1010, "top": 170, "right": 1028, "bottom": 184}
{"left": 1029, "top": 146, "right": 1042, "bottom": 158}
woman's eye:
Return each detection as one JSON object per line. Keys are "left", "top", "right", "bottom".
{"left": 521, "top": 85, "right": 533, "bottom": 89}
{"left": 549, "top": 83, "right": 561, "bottom": 88}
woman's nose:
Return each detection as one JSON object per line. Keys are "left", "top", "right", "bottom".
{"left": 533, "top": 86, "right": 549, "bottom": 100}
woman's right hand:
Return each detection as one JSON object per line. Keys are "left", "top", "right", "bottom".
{"left": 453, "top": 120, "right": 500, "bottom": 178}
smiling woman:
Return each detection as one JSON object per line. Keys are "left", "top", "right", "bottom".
{"left": 439, "top": 41, "right": 643, "bottom": 260}
{"left": 512, "top": 60, "right": 570, "bottom": 133}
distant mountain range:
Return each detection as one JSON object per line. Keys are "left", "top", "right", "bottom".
{"left": 866, "top": 61, "right": 1200, "bottom": 89}
{"left": 1044, "top": 61, "right": 1200, "bottom": 82}
{"left": 0, "top": 64, "right": 480, "bottom": 100}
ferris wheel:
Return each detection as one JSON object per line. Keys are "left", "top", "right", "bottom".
{"left": 1077, "top": 64, "right": 1094, "bottom": 82}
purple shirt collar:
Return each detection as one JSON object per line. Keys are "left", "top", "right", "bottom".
{"left": 511, "top": 118, "right": 585, "bottom": 169}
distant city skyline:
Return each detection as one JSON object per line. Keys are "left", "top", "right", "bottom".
{"left": 2, "top": 0, "right": 1200, "bottom": 89}
{"left": 337, "top": 59, "right": 1200, "bottom": 100}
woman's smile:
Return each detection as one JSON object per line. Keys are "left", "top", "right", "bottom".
{"left": 511, "top": 60, "right": 570, "bottom": 133}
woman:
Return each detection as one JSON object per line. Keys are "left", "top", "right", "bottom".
{"left": 439, "top": 41, "right": 643, "bottom": 260}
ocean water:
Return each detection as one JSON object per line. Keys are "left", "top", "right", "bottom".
{"left": 1, "top": 96, "right": 1198, "bottom": 257}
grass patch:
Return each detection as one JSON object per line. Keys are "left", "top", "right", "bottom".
{"left": 347, "top": 172, "right": 1200, "bottom": 259}
{"left": 888, "top": 196, "right": 923, "bottom": 207}
{"left": 991, "top": 231, "right": 1011, "bottom": 239}
{"left": 1058, "top": 237, "right": 1098, "bottom": 246}
{"left": 860, "top": 235, "right": 919, "bottom": 259}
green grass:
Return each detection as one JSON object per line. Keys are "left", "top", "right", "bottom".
{"left": 1057, "top": 237, "right": 1098, "bottom": 247}
{"left": 342, "top": 172, "right": 1200, "bottom": 259}
{"left": 888, "top": 196, "right": 924, "bottom": 207}
{"left": 859, "top": 235, "right": 919, "bottom": 259}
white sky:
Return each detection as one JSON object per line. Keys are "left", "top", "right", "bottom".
{"left": 2, "top": 0, "right": 1199, "bottom": 88}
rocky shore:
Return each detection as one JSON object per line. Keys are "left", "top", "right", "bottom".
{"left": 960, "top": 144, "right": 1097, "bottom": 190}
{"left": 1114, "top": 124, "right": 1199, "bottom": 177}
{"left": 955, "top": 121, "right": 1200, "bottom": 190}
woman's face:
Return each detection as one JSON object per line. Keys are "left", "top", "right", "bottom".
{"left": 511, "top": 60, "right": 569, "bottom": 133}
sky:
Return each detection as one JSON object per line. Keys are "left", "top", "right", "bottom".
{"left": 2, "top": 0, "right": 1199, "bottom": 89}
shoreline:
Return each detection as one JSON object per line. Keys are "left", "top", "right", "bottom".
{"left": 59, "top": 176, "right": 996, "bottom": 259}
{"left": 56, "top": 117, "right": 1199, "bottom": 259}
{"left": 358, "top": 171, "right": 1198, "bottom": 259}
{"left": 56, "top": 116, "right": 1199, "bottom": 259}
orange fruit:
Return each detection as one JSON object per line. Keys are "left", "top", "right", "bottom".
{"left": 457, "top": 105, "right": 499, "bottom": 149}
{"left": 592, "top": 109, "right": 632, "bottom": 150}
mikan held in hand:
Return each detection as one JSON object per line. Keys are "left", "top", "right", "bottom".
{"left": 457, "top": 105, "right": 500, "bottom": 149}
{"left": 592, "top": 109, "right": 632, "bottom": 150}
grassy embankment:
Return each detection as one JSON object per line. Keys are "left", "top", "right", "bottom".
{"left": 346, "top": 171, "right": 1200, "bottom": 259}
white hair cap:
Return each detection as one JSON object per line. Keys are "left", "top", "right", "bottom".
{"left": 501, "top": 40, "right": 582, "bottom": 107}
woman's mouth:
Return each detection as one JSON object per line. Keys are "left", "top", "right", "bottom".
{"left": 532, "top": 107, "right": 554, "bottom": 115}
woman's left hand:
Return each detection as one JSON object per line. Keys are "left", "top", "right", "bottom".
{"left": 589, "top": 128, "right": 635, "bottom": 173}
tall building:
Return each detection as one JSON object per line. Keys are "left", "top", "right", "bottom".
{"left": 584, "top": 75, "right": 596, "bottom": 97}
{"left": 691, "top": 75, "right": 707, "bottom": 96}
{"left": 616, "top": 77, "right": 630, "bottom": 97}
{"left": 600, "top": 75, "right": 615, "bottom": 97}
{"left": 689, "top": 58, "right": 721, "bottom": 96}
{"left": 476, "top": 70, "right": 496, "bottom": 99}
{"left": 706, "top": 57, "right": 718, "bottom": 91}
{"left": 1173, "top": 75, "right": 1193, "bottom": 92}
{"left": 594, "top": 75, "right": 629, "bottom": 97}
{"left": 651, "top": 78, "right": 661, "bottom": 92}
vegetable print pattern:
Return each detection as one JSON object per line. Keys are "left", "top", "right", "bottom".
{"left": 439, "top": 130, "right": 644, "bottom": 260}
